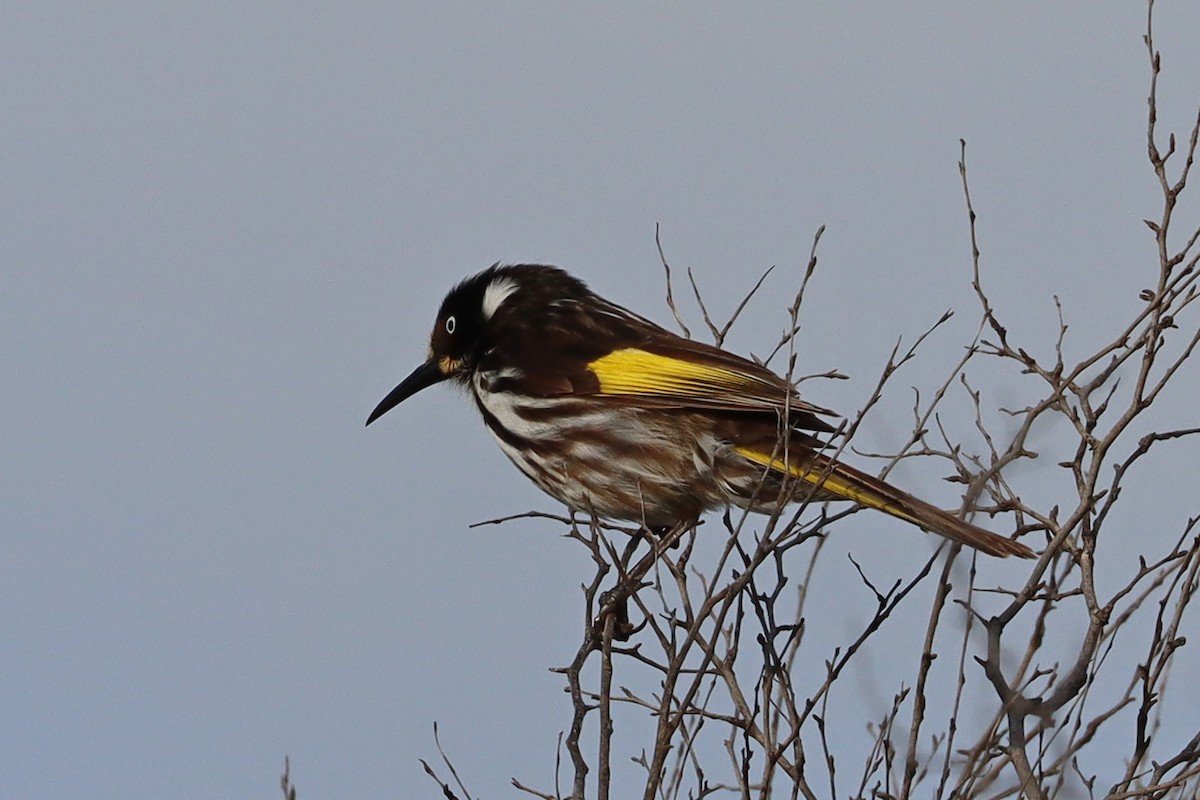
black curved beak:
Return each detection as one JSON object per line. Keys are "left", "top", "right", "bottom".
{"left": 365, "top": 360, "right": 448, "bottom": 426}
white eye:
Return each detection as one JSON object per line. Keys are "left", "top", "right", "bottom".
{"left": 445, "top": 316, "right": 456, "bottom": 334}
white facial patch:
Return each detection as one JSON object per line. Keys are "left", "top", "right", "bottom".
{"left": 481, "top": 276, "right": 519, "bottom": 320}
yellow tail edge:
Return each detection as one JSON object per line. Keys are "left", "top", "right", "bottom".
{"left": 733, "top": 445, "right": 1035, "bottom": 559}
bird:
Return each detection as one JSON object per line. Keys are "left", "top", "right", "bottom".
{"left": 367, "top": 264, "right": 1034, "bottom": 559}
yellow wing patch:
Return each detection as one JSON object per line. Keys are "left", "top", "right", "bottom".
{"left": 588, "top": 348, "right": 771, "bottom": 398}
{"left": 733, "top": 446, "right": 923, "bottom": 526}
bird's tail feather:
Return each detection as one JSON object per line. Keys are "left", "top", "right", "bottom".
{"left": 734, "top": 446, "right": 1035, "bottom": 559}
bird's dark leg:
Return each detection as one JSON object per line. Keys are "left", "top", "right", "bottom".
{"left": 594, "top": 534, "right": 646, "bottom": 642}
{"left": 647, "top": 524, "right": 685, "bottom": 550}
{"left": 593, "top": 520, "right": 694, "bottom": 641}
{"left": 598, "top": 586, "right": 636, "bottom": 641}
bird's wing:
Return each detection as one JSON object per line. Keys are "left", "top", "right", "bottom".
{"left": 490, "top": 293, "right": 837, "bottom": 433}
{"left": 580, "top": 337, "right": 837, "bottom": 433}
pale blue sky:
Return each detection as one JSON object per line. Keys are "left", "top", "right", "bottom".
{"left": 3, "top": 3, "right": 1198, "bottom": 798}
